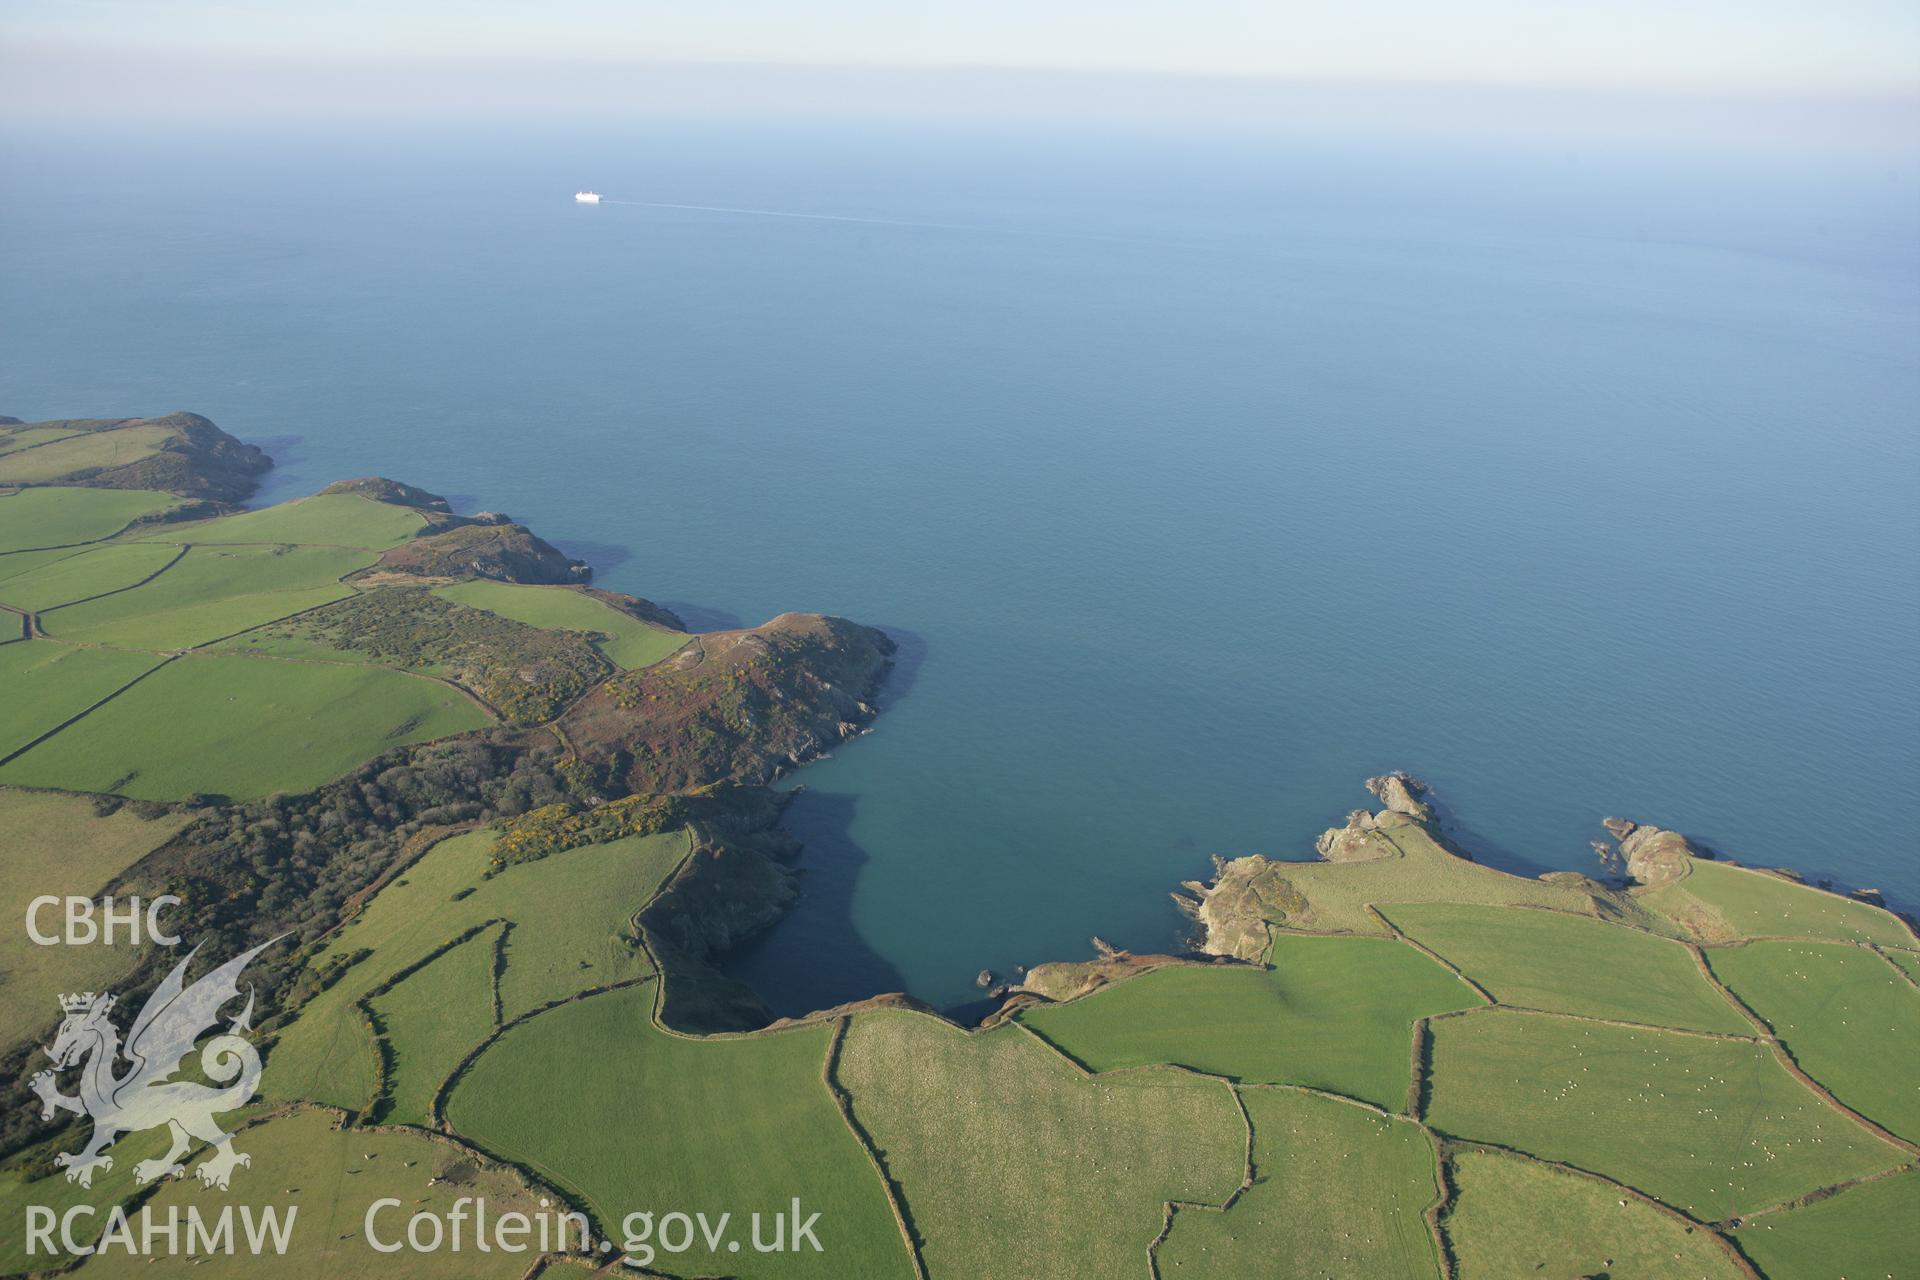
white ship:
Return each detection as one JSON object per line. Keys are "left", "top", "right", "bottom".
{"left": 574, "top": 190, "right": 602, "bottom": 204}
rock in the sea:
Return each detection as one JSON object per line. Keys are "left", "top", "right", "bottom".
{"left": 975, "top": 969, "right": 995, "bottom": 989}
{"left": 1365, "top": 771, "right": 1433, "bottom": 821}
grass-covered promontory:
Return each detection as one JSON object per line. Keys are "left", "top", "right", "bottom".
{"left": 0, "top": 421, "right": 889, "bottom": 804}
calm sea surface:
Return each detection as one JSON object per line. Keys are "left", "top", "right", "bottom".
{"left": 3, "top": 123, "right": 1916, "bottom": 1011}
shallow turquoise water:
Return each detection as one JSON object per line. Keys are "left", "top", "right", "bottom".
{"left": 3, "top": 123, "right": 1915, "bottom": 1011}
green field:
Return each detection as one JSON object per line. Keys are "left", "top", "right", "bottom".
{"left": 69, "top": 1109, "right": 551, "bottom": 1280}
{"left": 40, "top": 544, "right": 373, "bottom": 650}
{"left": 838, "top": 1008, "right": 1245, "bottom": 1280}
{"left": 1020, "top": 936, "right": 1480, "bottom": 1109}
{"left": 372, "top": 924, "right": 504, "bottom": 1126}
{"left": 1443, "top": 1151, "right": 1743, "bottom": 1279}
{"left": 1158, "top": 1088, "right": 1440, "bottom": 1279}
{"left": 0, "top": 546, "right": 90, "bottom": 585}
{"left": 1708, "top": 941, "right": 1920, "bottom": 1142}
{"left": 266, "top": 828, "right": 688, "bottom": 1111}
{"left": 0, "top": 487, "right": 177, "bottom": 553}
{"left": 1425, "top": 1008, "right": 1902, "bottom": 1219}
{"left": 1733, "top": 1169, "right": 1920, "bottom": 1280}
{"left": 435, "top": 580, "right": 688, "bottom": 669}
{"left": 0, "top": 424, "right": 174, "bottom": 484}
{"left": 0, "top": 788, "right": 189, "bottom": 1047}
{"left": 1886, "top": 947, "right": 1920, "bottom": 986}
{"left": 0, "top": 544, "right": 181, "bottom": 613}
{"left": 1642, "top": 859, "right": 1916, "bottom": 948}
{"left": 0, "top": 640, "right": 161, "bottom": 758}
{"left": 1383, "top": 903, "right": 1751, "bottom": 1034}
{"left": 0, "top": 653, "right": 487, "bottom": 800}
{"left": 153, "top": 493, "right": 429, "bottom": 550}
{"left": 452, "top": 985, "right": 912, "bottom": 1279}
{"left": 0, "top": 1125, "right": 175, "bottom": 1276}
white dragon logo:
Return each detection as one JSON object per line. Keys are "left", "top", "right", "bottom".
{"left": 28, "top": 936, "right": 283, "bottom": 1190}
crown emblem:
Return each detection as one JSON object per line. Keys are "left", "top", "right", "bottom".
{"left": 59, "top": 992, "right": 108, "bottom": 1014}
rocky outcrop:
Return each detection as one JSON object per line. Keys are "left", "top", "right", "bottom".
{"left": 1173, "top": 856, "right": 1307, "bottom": 961}
{"left": 1602, "top": 818, "right": 1702, "bottom": 887}
{"left": 371, "top": 521, "right": 589, "bottom": 584}
{"left": 560, "top": 613, "right": 895, "bottom": 794}
{"left": 319, "top": 476, "right": 452, "bottom": 511}
{"left": 1315, "top": 809, "right": 1394, "bottom": 862}
{"left": 1366, "top": 771, "right": 1433, "bottom": 820}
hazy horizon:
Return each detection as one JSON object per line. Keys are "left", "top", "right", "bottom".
{"left": 4, "top": 0, "right": 1918, "bottom": 155}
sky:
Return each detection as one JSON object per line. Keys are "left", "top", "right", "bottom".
{"left": 2, "top": 0, "right": 1917, "bottom": 139}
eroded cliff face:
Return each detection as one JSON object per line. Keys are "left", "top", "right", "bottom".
{"left": 561, "top": 612, "right": 895, "bottom": 794}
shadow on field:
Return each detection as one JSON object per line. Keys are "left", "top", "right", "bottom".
{"left": 718, "top": 790, "right": 911, "bottom": 1020}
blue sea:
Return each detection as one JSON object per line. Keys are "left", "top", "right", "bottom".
{"left": 3, "top": 122, "right": 1916, "bottom": 1012}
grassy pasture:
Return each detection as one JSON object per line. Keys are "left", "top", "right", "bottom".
{"left": 1252, "top": 815, "right": 1668, "bottom": 939}
{"left": 451, "top": 984, "right": 912, "bottom": 1279}
{"left": 0, "top": 654, "right": 487, "bottom": 800}
{"left": 1641, "top": 858, "right": 1915, "bottom": 948}
{"left": 373, "top": 923, "right": 503, "bottom": 1126}
{"left": 266, "top": 828, "right": 686, "bottom": 1111}
{"left": 0, "top": 546, "right": 88, "bottom": 585}
{"left": 0, "top": 788, "right": 189, "bottom": 1048}
{"left": 1158, "top": 1087, "right": 1441, "bottom": 1279}
{"left": 1383, "top": 903, "right": 1751, "bottom": 1034}
{"left": 1733, "top": 1169, "right": 1920, "bottom": 1280}
{"left": 0, "top": 487, "right": 177, "bottom": 553}
{"left": 1425, "top": 1008, "right": 1902, "bottom": 1220}
{"left": 0, "top": 640, "right": 160, "bottom": 758}
{"left": 1708, "top": 941, "right": 1920, "bottom": 1142}
{"left": 41, "top": 544, "right": 373, "bottom": 650}
{"left": 0, "top": 424, "right": 174, "bottom": 484}
{"left": 0, "top": 1125, "right": 175, "bottom": 1276}
{"left": 1442, "top": 1150, "right": 1743, "bottom": 1280}
{"left": 0, "top": 544, "right": 181, "bottom": 613}
{"left": 151, "top": 493, "right": 429, "bottom": 550}
{"left": 1020, "top": 936, "right": 1479, "bottom": 1109}
{"left": 837, "top": 1008, "right": 1246, "bottom": 1280}
{"left": 70, "top": 1108, "right": 549, "bottom": 1280}
{"left": 1886, "top": 947, "right": 1920, "bottom": 986}
{"left": 0, "top": 426, "right": 87, "bottom": 456}
{"left": 435, "top": 580, "right": 687, "bottom": 669}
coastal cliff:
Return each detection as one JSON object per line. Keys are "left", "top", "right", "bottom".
{"left": 0, "top": 412, "right": 271, "bottom": 503}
